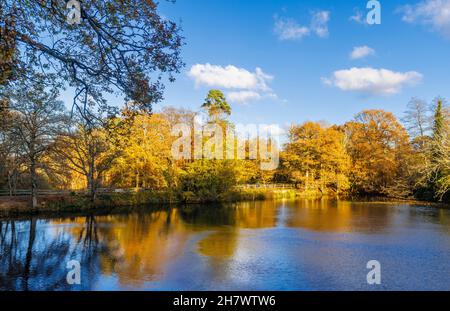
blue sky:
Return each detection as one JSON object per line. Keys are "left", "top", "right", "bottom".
{"left": 148, "top": 0, "right": 450, "bottom": 128}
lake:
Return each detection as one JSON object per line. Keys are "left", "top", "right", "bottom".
{"left": 1, "top": 199, "right": 449, "bottom": 291}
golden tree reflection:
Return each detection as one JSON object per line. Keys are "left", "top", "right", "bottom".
{"left": 42, "top": 200, "right": 449, "bottom": 289}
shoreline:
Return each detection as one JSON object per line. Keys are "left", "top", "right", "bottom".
{"left": 0, "top": 189, "right": 448, "bottom": 219}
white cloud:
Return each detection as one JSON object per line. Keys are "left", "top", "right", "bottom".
{"left": 274, "top": 18, "right": 310, "bottom": 40}
{"left": 259, "top": 124, "right": 286, "bottom": 137}
{"left": 399, "top": 0, "right": 450, "bottom": 38}
{"left": 227, "top": 91, "right": 278, "bottom": 104}
{"left": 274, "top": 10, "right": 330, "bottom": 41}
{"left": 350, "top": 46, "right": 375, "bottom": 59}
{"left": 188, "top": 64, "right": 273, "bottom": 91}
{"left": 188, "top": 64, "right": 277, "bottom": 103}
{"left": 311, "top": 11, "right": 330, "bottom": 37}
{"left": 227, "top": 91, "right": 262, "bottom": 103}
{"left": 322, "top": 67, "right": 423, "bottom": 95}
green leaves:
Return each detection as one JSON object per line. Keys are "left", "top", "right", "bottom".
{"left": 202, "top": 90, "right": 231, "bottom": 121}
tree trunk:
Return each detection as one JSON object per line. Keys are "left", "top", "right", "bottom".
{"left": 88, "top": 175, "right": 96, "bottom": 202}
{"left": 87, "top": 160, "right": 97, "bottom": 202}
{"left": 30, "top": 160, "right": 38, "bottom": 209}
{"left": 7, "top": 168, "right": 18, "bottom": 196}
{"left": 7, "top": 171, "right": 13, "bottom": 197}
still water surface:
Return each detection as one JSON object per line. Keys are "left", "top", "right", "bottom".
{"left": 1, "top": 200, "right": 449, "bottom": 291}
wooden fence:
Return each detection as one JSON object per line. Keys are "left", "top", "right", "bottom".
{"left": 236, "top": 184, "right": 295, "bottom": 190}
{"left": 0, "top": 184, "right": 296, "bottom": 196}
{"left": 0, "top": 188, "right": 139, "bottom": 197}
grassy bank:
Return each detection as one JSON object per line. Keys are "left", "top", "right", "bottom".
{"left": 0, "top": 188, "right": 299, "bottom": 217}
{"left": 1, "top": 188, "right": 448, "bottom": 218}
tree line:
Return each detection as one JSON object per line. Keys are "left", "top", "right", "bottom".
{"left": 1, "top": 86, "right": 449, "bottom": 207}
{"left": 280, "top": 99, "right": 449, "bottom": 201}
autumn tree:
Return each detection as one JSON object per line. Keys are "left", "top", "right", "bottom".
{"left": 234, "top": 137, "right": 280, "bottom": 185}
{"left": 1, "top": 77, "right": 67, "bottom": 208}
{"left": 161, "top": 106, "right": 197, "bottom": 128}
{"left": 282, "top": 122, "right": 350, "bottom": 196}
{"left": 109, "top": 113, "right": 176, "bottom": 190}
{"left": 161, "top": 106, "right": 198, "bottom": 163}
{"left": 180, "top": 160, "right": 238, "bottom": 202}
{"left": 173, "top": 93, "right": 242, "bottom": 201}
{"left": 52, "top": 114, "right": 124, "bottom": 201}
{"left": 344, "top": 110, "right": 412, "bottom": 197}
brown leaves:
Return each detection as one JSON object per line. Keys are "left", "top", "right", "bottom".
{"left": 345, "top": 110, "right": 412, "bottom": 196}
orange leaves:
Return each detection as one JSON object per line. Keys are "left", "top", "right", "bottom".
{"left": 345, "top": 110, "right": 412, "bottom": 195}
{"left": 284, "top": 121, "right": 350, "bottom": 194}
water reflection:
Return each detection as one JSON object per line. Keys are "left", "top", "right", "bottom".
{"left": 1, "top": 200, "right": 449, "bottom": 290}
{"left": 0, "top": 217, "right": 99, "bottom": 290}
{"left": 283, "top": 200, "right": 397, "bottom": 233}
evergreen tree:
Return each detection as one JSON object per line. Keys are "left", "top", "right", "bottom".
{"left": 202, "top": 90, "right": 231, "bottom": 122}
{"left": 430, "top": 98, "right": 450, "bottom": 200}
